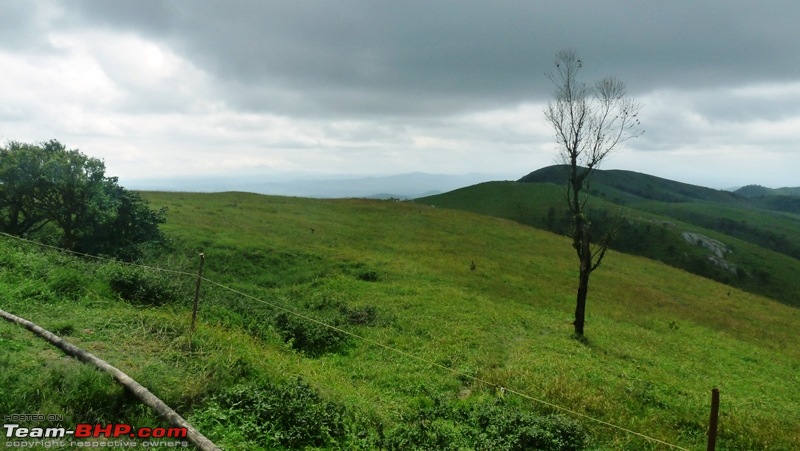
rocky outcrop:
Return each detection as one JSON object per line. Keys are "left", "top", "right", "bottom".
{"left": 682, "top": 232, "right": 737, "bottom": 274}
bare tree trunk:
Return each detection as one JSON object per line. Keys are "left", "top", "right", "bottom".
{"left": 0, "top": 308, "right": 221, "bottom": 451}
{"left": 574, "top": 226, "right": 592, "bottom": 337}
{"left": 574, "top": 266, "right": 590, "bottom": 337}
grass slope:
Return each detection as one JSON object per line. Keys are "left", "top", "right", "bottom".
{"left": 418, "top": 179, "right": 800, "bottom": 308}
{"left": 736, "top": 184, "right": 800, "bottom": 198}
{"left": 518, "top": 165, "right": 744, "bottom": 205}
{"left": 1, "top": 191, "right": 799, "bottom": 450}
{"left": 520, "top": 165, "right": 800, "bottom": 215}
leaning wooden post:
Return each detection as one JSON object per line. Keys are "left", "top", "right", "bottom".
{"left": 707, "top": 387, "right": 720, "bottom": 451}
{"left": 190, "top": 253, "right": 205, "bottom": 333}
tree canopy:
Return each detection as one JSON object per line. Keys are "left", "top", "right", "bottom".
{"left": 0, "top": 139, "right": 166, "bottom": 260}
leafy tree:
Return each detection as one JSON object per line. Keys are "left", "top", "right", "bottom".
{"left": 0, "top": 141, "right": 52, "bottom": 236}
{"left": 543, "top": 50, "right": 643, "bottom": 337}
{"left": 0, "top": 139, "right": 166, "bottom": 260}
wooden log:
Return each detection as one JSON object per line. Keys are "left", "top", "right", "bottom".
{"left": 0, "top": 308, "right": 221, "bottom": 451}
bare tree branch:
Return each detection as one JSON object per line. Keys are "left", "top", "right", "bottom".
{"left": 543, "top": 49, "right": 643, "bottom": 337}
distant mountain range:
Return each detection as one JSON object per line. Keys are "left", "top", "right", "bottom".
{"left": 127, "top": 172, "right": 515, "bottom": 199}
{"left": 127, "top": 167, "right": 797, "bottom": 202}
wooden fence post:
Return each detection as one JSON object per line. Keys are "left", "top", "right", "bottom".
{"left": 190, "top": 253, "right": 205, "bottom": 333}
{"left": 707, "top": 387, "right": 720, "bottom": 451}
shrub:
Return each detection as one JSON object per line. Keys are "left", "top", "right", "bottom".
{"left": 385, "top": 396, "right": 587, "bottom": 451}
{"left": 273, "top": 312, "right": 349, "bottom": 356}
{"left": 341, "top": 305, "right": 379, "bottom": 325}
{"left": 191, "top": 378, "right": 347, "bottom": 449}
{"left": 108, "top": 266, "right": 180, "bottom": 306}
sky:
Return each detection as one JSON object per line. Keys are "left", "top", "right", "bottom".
{"left": 1, "top": 1, "right": 799, "bottom": 190}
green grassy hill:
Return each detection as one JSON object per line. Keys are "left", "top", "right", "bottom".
{"left": 418, "top": 169, "right": 800, "bottom": 308}
{"left": 2, "top": 191, "right": 799, "bottom": 449}
{"left": 736, "top": 184, "right": 800, "bottom": 198}
{"left": 520, "top": 165, "right": 800, "bottom": 215}
{"left": 518, "top": 165, "right": 744, "bottom": 205}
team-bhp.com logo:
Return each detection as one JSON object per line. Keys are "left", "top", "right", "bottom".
{"left": 5, "top": 423, "right": 187, "bottom": 439}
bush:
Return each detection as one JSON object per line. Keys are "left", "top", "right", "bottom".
{"left": 385, "top": 396, "right": 587, "bottom": 451}
{"left": 108, "top": 266, "right": 180, "bottom": 306}
{"left": 341, "top": 305, "right": 379, "bottom": 325}
{"left": 273, "top": 312, "right": 349, "bottom": 356}
{"left": 191, "top": 378, "right": 347, "bottom": 449}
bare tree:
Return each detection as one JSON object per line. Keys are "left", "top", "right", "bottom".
{"left": 544, "top": 49, "right": 643, "bottom": 338}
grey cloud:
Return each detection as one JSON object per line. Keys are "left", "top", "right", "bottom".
{"left": 75, "top": 1, "right": 549, "bottom": 116}
{"left": 64, "top": 1, "right": 800, "bottom": 120}
{"left": 692, "top": 91, "right": 800, "bottom": 123}
{"left": 4, "top": 0, "right": 799, "bottom": 188}
{"left": 0, "top": 1, "right": 60, "bottom": 53}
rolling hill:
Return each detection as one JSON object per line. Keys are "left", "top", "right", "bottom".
{"left": 518, "top": 165, "right": 744, "bottom": 205}
{"left": 518, "top": 165, "right": 800, "bottom": 216}
{"left": 2, "top": 191, "right": 799, "bottom": 449}
{"left": 735, "top": 184, "right": 800, "bottom": 198}
{"left": 417, "top": 166, "right": 800, "bottom": 308}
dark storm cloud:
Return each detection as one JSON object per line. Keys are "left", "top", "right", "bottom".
{"left": 66, "top": 0, "right": 800, "bottom": 118}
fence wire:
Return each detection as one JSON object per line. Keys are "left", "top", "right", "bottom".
{"left": 0, "top": 232, "right": 691, "bottom": 450}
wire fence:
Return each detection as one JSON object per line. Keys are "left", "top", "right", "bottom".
{"left": 0, "top": 231, "right": 692, "bottom": 450}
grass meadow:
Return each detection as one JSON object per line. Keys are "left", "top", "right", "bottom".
{"left": 1, "top": 191, "right": 798, "bottom": 449}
